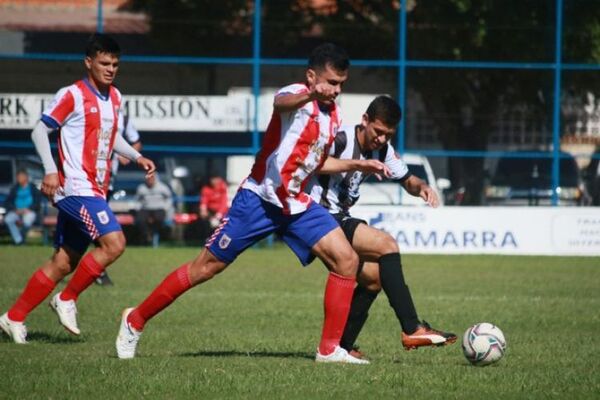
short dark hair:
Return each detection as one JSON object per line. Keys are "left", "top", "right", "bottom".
{"left": 308, "top": 43, "right": 350, "bottom": 72}
{"left": 366, "top": 96, "right": 402, "bottom": 127}
{"left": 85, "top": 33, "right": 120, "bottom": 58}
{"left": 16, "top": 168, "right": 28, "bottom": 176}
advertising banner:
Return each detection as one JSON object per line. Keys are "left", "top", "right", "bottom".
{"left": 0, "top": 93, "right": 261, "bottom": 132}
{"left": 351, "top": 206, "right": 600, "bottom": 256}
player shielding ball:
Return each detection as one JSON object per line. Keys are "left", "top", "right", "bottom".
{"left": 310, "top": 95, "right": 456, "bottom": 357}
{"left": 115, "top": 43, "right": 388, "bottom": 364}
{"left": 0, "top": 33, "right": 155, "bottom": 344}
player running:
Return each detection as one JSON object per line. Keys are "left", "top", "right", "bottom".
{"left": 115, "top": 43, "right": 387, "bottom": 364}
{"left": 0, "top": 33, "right": 155, "bottom": 344}
{"left": 310, "top": 95, "right": 457, "bottom": 357}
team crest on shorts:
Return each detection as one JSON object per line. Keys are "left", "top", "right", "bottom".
{"left": 219, "top": 234, "right": 231, "bottom": 249}
{"left": 97, "top": 210, "right": 109, "bottom": 225}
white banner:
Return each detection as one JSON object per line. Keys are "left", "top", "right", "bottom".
{"left": 351, "top": 205, "right": 600, "bottom": 256}
{"left": 0, "top": 93, "right": 262, "bottom": 132}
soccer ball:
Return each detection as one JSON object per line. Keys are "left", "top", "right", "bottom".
{"left": 462, "top": 322, "right": 506, "bottom": 366}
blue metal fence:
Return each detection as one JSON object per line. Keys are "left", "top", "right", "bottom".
{"left": 1, "top": 0, "right": 599, "bottom": 205}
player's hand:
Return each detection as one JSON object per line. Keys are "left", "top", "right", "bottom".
{"left": 311, "top": 82, "right": 337, "bottom": 103}
{"left": 41, "top": 173, "right": 60, "bottom": 199}
{"left": 420, "top": 186, "right": 440, "bottom": 208}
{"left": 357, "top": 159, "right": 391, "bottom": 180}
{"left": 136, "top": 157, "right": 156, "bottom": 178}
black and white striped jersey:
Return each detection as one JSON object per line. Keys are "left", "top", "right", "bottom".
{"left": 307, "top": 124, "right": 411, "bottom": 214}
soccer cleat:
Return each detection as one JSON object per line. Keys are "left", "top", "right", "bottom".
{"left": 402, "top": 320, "right": 457, "bottom": 350}
{"left": 348, "top": 346, "right": 368, "bottom": 360}
{"left": 49, "top": 292, "right": 80, "bottom": 335}
{"left": 116, "top": 308, "right": 142, "bottom": 359}
{"left": 0, "top": 313, "right": 28, "bottom": 344}
{"left": 95, "top": 271, "right": 114, "bottom": 286}
{"left": 315, "top": 345, "right": 370, "bottom": 364}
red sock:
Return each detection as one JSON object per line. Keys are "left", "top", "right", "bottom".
{"left": 128, "top": 264, "right": 192, "bottom": 331}
{"left": 60, "top": 253, "right": 104, "bottom": 302}
{"left": 318, "top": 272, "right": 356, "bottom": 355}
{"left": 7, "top": 269, "right": 56, "bottom": 322}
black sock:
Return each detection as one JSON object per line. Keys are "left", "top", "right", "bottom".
{"left": 340, "top": 285, "right": 378, "bottom": 351}
{"left": 379, "top": 252, "right": 420, "bottom": 334}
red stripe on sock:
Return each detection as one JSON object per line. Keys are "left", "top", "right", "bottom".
{"left": 7, "top": 269, "right": 56, "bottom": 322}
{"left": 128, "top": 263, "right": 192, "bottom": 331}
{"left": 318, "top": 272, "right": 356, "bottom": 355}
{"left": 60, "top": 252, "right": 105, "bottom": 301}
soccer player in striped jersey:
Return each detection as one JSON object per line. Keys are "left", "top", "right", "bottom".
{"left": 310, "top": 96, "right": 457, "bottom": 357}
{"left": 115, "top": 43, "right": 387, "bottom": 364}
{"left": 0, "top": 33, "right": 156, "bottom": 344}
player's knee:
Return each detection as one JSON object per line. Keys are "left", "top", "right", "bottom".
{"left": 334, "top": 248, "right": 359, "bottom": 277}
{"left": 52, "top": 259, "right": 74, "bottom": 277}
{"left": 379, "top": 234, "right": 399, "bottom": 255}
{"left": 102, "top": 236, "right": 126, "bottom": 261}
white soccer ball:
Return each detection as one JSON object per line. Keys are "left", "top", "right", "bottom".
{"left": 462, "top": 322, "right": 507, "bottom": 366}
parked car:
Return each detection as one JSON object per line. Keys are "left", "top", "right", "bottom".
{"left": 484, "top": 151, "right": 588, "bottom": 206}
{"left": 359, "top": 153, "right": 451, "bottom": 206}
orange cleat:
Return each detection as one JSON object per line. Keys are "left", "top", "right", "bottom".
{"left": 402, "top": 321, "right": 457, "bottom": 350}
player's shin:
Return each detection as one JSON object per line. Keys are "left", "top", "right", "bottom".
{"left": 318, "top": 272, "right": 356, "bottom": 355}
{"left": 339, "top": 285, "right": 378, "bottom": 352}
{"left": 7, "top": 269, "right": 56, "bottom": 322}
{"left": 379, "top": 253, "right": 420, "bottom": 334}
{"left": 127, "top": 263, "right": 192, "bottom": 331}
{"left": 60, "top": 252, "right": 105, "bottom": 301}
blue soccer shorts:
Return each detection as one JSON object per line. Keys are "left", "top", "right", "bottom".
{"left": 54, "top": 196, "right": 122, "bottom": 254}
{"left": 206, "top": 189, "right": 339, "bottom": 266}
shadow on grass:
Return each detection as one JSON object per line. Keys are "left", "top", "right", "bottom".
{"left": 181, "top": 349, "right": 314, "bottom": 360}
{"left": 26, "top": 331, "right": 85, "bottom": 344}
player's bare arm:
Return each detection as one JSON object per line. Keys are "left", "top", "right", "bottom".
{"left": 320, "top": 157, "right": 391, "bottom": 179}
{"left": 401, "top": 175, "right": 439, "bottom": 207}
{"left": 273, "top": 91, "right": 315, "bottom": 113}
{"left": 273, "top": 83, "right": 339, "bottom": 113}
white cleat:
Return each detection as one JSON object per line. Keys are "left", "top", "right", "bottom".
{"left": 315, "top": 345, "right": 370, "bottom": 365}
{"left": 49, "top": 292, "right": 80, "bottom": 335}
{"left": 116, "top": 308, "right": 141, "bottom": 359}
{"left": 0, "top": 312, "right": 28, "bottom": 344}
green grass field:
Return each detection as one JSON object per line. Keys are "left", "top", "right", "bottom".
{"left": 0, "top": 245, "right": 598, "bottom": 399}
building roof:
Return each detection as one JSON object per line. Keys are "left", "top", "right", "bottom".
{"left": 0, "top": 0, "right": 148, "bottom": 33}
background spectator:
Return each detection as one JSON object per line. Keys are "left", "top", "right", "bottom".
{"left": 198, "top": 174, "right": 229, "bottom": 242}
{"left": 3, "top": 169, "right": 41, "bottom": 245}
{"left": 135, "top": 173, "right": 173, "bottom": 246}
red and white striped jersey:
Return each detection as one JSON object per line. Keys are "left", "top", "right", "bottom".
{"left": 242, "top": 83, "right": 341, "bottom": 214}
{"left": 41, "top": 79, "right": 122, "bottom": 202}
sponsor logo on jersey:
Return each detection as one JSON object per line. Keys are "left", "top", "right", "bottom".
{"left": 97, "top": 210, "right": 110, "bottom": 225}
{"left": 91, "top": 107, "right": 98, "bottom": 113}
{"left": 219, "top": 234, "right": 231, "bottom": 249}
